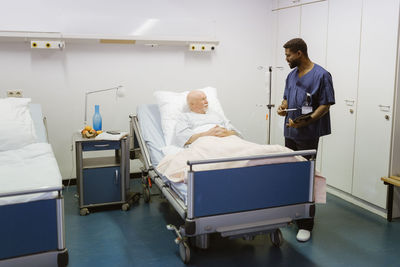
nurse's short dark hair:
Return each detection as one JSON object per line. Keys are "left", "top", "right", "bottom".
{"left": 284, "top": 38, "right": 308, "bottom": 57}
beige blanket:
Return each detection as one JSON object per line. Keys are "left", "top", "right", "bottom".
{"left": 157, "top": 135, "right": 326, "bottom": 203}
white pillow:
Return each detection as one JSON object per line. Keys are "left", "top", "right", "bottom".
{"left": 154, "top": 87, "right": 227, "bottom": 146}
{"left": 0, "top": 98, "right": 37, "bottom": 151}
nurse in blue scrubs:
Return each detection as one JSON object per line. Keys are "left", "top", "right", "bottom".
{"left": 277, "top": 38, "right": 335, "bottom": 242}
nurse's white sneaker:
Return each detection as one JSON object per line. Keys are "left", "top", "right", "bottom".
{"left": 296, "top": 229, "right": 311, "bottom": 242}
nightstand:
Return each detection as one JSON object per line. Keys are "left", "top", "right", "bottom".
{"left": 75, "top": 134, "right": 132, "bottom": 215}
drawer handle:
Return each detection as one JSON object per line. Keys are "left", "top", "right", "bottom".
{"left": 115, "top": 170, "right": 119, "bottom": 184}
{"left": 94, "top": 144, "right": 110, "bottom": 147}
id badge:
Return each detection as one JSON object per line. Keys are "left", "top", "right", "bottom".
{"left": 302, "top": 106, "right": 312, "bottom": 114}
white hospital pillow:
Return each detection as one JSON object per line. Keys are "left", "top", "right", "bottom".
{"left": 0, "top": 97, "right": 37, "bottom": 151}
{"left": 154, "top": 86, "right": 227, "bottom": 146}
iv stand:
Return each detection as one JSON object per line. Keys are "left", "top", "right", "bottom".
{"left": 266, "top": 66, "right": 274, "bottom": 144}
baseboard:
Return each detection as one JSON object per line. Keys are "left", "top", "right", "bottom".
{"left": 327, "top": 185, "right": 387, "bottom": 219}
{"left": 62, "top": 173, "right": 142, "bottom": 186}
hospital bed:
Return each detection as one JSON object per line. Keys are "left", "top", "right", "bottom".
{"left": 130, "top": 104, "right": 316, "bottom": 264}
{"left": 0, "top": 102, "right": 68, "bottom": 267}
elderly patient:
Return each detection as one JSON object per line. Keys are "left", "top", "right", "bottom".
{"left": 172, "top": 90, "right": 239, "bottom": 147}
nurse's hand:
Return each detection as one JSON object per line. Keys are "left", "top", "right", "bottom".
{"left": 277, "top": 105, "right": 287, "bottom": 116}
{"left": 277, "top": 100, "right": 288, "bottom": 116}
{"left": 286, "top": 118, "right": 308, "bottom": 128}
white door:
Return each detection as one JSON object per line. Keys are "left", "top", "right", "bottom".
{"left": 300, "top": 0, "right": 328, "bottom": 171}
{"left": 270, "top": 1, "right": 329, "bottom": 163}
{"left": 300, "top": 1, "right": 328, "bottom": 68}
{"left": 353, "top": 0, "right": 399, "bottom": 208}
{"left": 321, "top": 0, "right": 362, "bottom": 193}
{"left": 271, "top": 6, "right": 301, "bottom": 146}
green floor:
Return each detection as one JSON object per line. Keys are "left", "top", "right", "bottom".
{"left": 63, "top": 181, "right": 400, "bottom": 267}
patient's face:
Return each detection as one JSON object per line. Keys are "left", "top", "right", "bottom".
{"left": 189, "top": 91, "right": 208, "bottom": 114}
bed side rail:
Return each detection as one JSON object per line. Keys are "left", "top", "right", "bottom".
{"left": 0, "top": 186, "right": 63, "bottom": 198}
{"left": 129, "top": 114, "right": 153, "bottom": 171}
{"left": 187, "top": 153, "right": 315, "bottom": 219}
{"left": 187, "top": 149, "right": 316, "bottom": 169}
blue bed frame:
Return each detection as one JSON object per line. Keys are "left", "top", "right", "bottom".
{"left": 0, "top": 187, "right": 68, "bottom": 266}
{"left": 0, "top": 104, "right": 68, "bottom": 267}
{"left": 130, "top": 104, "right": 316, "bottom": 263}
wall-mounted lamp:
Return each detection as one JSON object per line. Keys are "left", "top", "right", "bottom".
{"left": 84, "top": 85, "right": 125, "bottom": 126}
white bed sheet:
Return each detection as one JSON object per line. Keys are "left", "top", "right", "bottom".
{"left": 0, "top": 143, "right": 62, "bottom": 206}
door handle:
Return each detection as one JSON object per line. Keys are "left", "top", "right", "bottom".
{"left": 378, "top": 104, "right": 391, "bottom": 112}
{"left": 344, "top": 99, "right": 355, "bottom": 106}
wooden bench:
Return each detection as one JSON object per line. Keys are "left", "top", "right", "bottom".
{"left": 381, "top": 175, "right": 400, "bottom": 222}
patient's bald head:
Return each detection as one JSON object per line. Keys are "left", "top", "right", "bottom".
{"left": 187, "top": 90, "right": 208, "bottom": 114}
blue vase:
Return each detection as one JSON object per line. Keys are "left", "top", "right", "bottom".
{"left": 92, "top": 105, "right": 102, "bottom": 131}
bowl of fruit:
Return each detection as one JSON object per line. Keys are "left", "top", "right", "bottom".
{"left": 81, "top": 126, "right": 102, "bottom": 138}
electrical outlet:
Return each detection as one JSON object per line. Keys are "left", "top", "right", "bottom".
{"left": 188, "top": 43, "right": 216, "bottom": 52}
{"left": 31, "top": 40, "right": 65, "bottom": 49}
{"left": 15, "top": 90, "right": 23, "bottom": 97}
{"left": 7, "top": 90, "right": 23, "bottom": 97}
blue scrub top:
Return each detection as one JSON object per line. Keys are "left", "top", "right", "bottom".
{"left": 283, "top": 64, "right": 335, "bottom": 140}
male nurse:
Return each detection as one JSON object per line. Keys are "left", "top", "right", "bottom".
{"left": 277, "top": 38, "right": 335, "bottom": 242}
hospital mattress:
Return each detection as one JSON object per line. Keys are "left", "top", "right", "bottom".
{"left": 0, "top": 142, "right": 62, "bottom": 205}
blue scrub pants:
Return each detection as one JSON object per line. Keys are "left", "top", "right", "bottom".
{"left": 285, "top": 137, "right": 319, "bottom": 231}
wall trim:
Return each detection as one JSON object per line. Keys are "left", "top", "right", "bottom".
{"left": 327, "top": 185, "right": 387, "bottom": 219}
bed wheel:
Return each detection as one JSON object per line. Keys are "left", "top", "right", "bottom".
{"left": 80, "top": 208, "right": 89, "bottom": 216}
{"left": 122, "top": 203, "right": 130, "bottom": 211}
{"left": 143, "top": 187, "right": 150, "bottom": 203}
{"left": 179, "top": 242, "right": 191, "bottom": 264}
{"left": 270, "top": 229, "right": 283, "bottom": 247}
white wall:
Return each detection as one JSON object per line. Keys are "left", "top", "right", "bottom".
{"left": 0, "top": 0, "right": 274, "bottom": 179}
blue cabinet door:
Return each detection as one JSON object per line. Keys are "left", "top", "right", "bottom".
{"left": 82, "top": 167, "right": 121, "bottom": 205}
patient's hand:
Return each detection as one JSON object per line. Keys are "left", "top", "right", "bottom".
{"left": 206, "top": 126, "right": 234, "bottom": 137}
{"left": 185, "top": 126, "right": 235, "bottom": 146}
